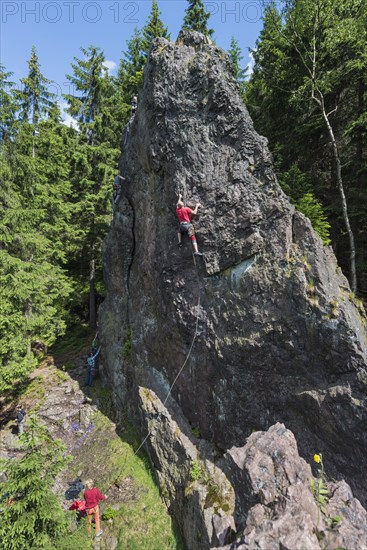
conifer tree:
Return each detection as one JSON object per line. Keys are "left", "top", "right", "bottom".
{"left": 117, "top": 28, "right": 146, "bottom": 107}
{"left": 65, "top": 46, "right": 120, "bottom": 328}
{"left": 0, "top": 54, "right": 76, "bottom": 392}
{"left": 0, "top": 110, "right": 74, "bottom": 392}
{"left": 297, "top": 193, "right": 331, "bottom": 245}
{"left": 0, "top": 417, "right": 70, "bottom": 549}
{"left": 142, "top": 0, "right": 170, "bottom": 58}
{"left": 246, "top": 0, "right": 366, "bottom": 293}
{"left": 0, "top": 65, "right": 16, "bottom": 140}
{"left": 65, "top": 46, "right": 107, "bottom": 129}
{"left": 182, "top": 0, "right": 214, "bottom": 36}
{"left": 228, "top": 37, "right": 247, "bottom": 95}
{"left": 15, "top": 46, "right": 55, "bottom": 125}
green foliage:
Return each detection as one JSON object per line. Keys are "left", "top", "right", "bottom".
{"left": 310, "top": 476, "right": 329, "bottom": 514}
{"left": 278, "top": 164, "right": 312, "bottom": 202}
{"left": 279, "top": 165, "right": 331, "bottom": 244}
{"left": 122, "top": 328, "right": 132, "bottom": 359}
{"left": 142, "top": 1, "right": 170, "bottom": 59}
{"left": 191, "top": 426, "right": 201, "bottom": 438}
{"left": 311, "top": 452, "right": 344, "bottom": 530}
{"left": 182, "top": 0, "right": 214, "bottom": 36}
{"left": 0, "top": 417, "right": 71, "bottom": 549}
{"left": 65, "top": 45, "right": 120, "bottom": 327}
{"left": 297, "top": 194, "right": 331, "bottom": 245}
{"left": 0, "top": 65, "right": 17, "bottom": 140}
{"left": 246, "top": 0, "right": 367, "bottom": 294}
{"left": 228, "top": 37, "right": 247, "bottom": 95}
{"left": 54, "top": 524, "right": 93, "bottom": 550}
{"left": 14, "top": 46, "right": 55, "bottom": 125}
{"left": 102, "top": 506, "right": 117, "bottom": 520}
{"left": 0, "top": 108, "right": 74, "bottom": 392}
{"left": 190, "top": 459, "right": 203, "bottom": 481}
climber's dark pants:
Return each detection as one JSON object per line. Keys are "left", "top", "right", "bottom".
{"left": 179, "top": 222, "right": 196, "bottom": 242}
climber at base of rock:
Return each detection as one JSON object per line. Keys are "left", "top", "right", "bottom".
{"left": 113, "top": 175, "right": 126, "bottom": 205}
{"left": 176, "top": 193, "right": 203, "bottom": 256}
{"left": 85, "top": 347, "right": 101, "bottom": 387}
{"left": 131, "top": 95, "right": 138, "bottom": 115}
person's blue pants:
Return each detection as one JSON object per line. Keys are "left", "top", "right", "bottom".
{"left": 86, "top": 367, "right": 94, "bottom": 387}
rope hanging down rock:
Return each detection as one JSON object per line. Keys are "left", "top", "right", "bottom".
{"left": 132, "top": 253, "right": 201, "bottom": 456}
{"left": 113, "top": 252, "right": 202, "bottom": 479}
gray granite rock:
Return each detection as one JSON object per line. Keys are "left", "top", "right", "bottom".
{"left": 220, "top": 424, "right": 367, "bottom": 550}
{"left": 99, "top": 31, "right": 367, "bottom": 548}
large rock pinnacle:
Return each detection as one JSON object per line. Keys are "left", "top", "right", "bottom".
{"left": 99, "top": 31, "right": 367, "bottom": 547}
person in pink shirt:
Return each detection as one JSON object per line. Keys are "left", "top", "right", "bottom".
{"left": 176, "top": 193, "right": 203, "bottom": 256}
{"left": 84, "top": 479, "right": 107, "bottom": 537}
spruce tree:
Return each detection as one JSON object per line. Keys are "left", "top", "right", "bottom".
{"left": 228, "top": 37, "right": 247, "bottom": 95}
{"left": 117, "top": 28, "right": 146, "bottom": 107}
{"left": 15, "top": 46, "right": 55, "bottom": 125}
{"left": 65, "top": 46, "right": 120, "bottom": 328}
{"left": 297, "top": 193, "right": 331, "bottom": 245}
{"left": 0, "top": 111, "right": 74, "bottom": 392}
{"left": 0, "top": 417, "right": 70, "bottom": 549}
{"left": 182, "top": 0, "right": 214, "bottom": 36}
{"left": 142, "top": 0, "right": 170, "bottom": 58}
{"left": 246, "top": 0, "right": 366, "bottom": 293}
{"left": 0, "top": 65, "right": 16, "bottom": 140}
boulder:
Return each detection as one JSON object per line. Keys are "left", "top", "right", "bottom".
{"left": 220, "top": 424, "right": 367, "bottom": 550}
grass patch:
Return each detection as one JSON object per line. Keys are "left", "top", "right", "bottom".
{"left": 61, "top": 405, "right": 183, "bottom": 549}
{"left": 108, "top": 424, "right": 184, "bottom": 549}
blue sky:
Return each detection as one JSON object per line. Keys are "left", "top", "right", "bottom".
{"left": 1, "top": 1, "right": 265, "bottom": 122}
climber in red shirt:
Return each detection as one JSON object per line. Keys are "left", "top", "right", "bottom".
{"left": 84, "top": 479, "right": 107, "bottom": 538}
{"left": 176, "top": 193, "right": 203, "bottom": 256}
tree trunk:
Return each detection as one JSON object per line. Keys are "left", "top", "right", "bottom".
{"left": 89, "top": 253, "right": 96, "bottom": 329}
{"left": 321, "top": 107, "right": 357, "bottom": 292}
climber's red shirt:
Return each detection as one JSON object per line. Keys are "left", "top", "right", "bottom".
{"left": 84, "top": 488, "right": 106, "bottom": 509}
{"left": 176, "top": 206, "right": 193, "bottom": 223}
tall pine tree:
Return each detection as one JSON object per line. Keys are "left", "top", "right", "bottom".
{"left": 0, "top": 63, "right": 73, "bottom": 392}
{"left": 65, "top": 46, "right": 120, "bottom": 328}
{"left": 142, "top": 0, "right": 170, "bottom": 59}
{"left": 228, "top": 37, "right": 247, "bottom": 96}
{"left": 15, "top": 46, "right": 55, "bottom": 125}
{"left": 182, "top": 0, "right": 214, "bottom": 36}
{"left": 0, "top": 417, "right": 70, "bottom": 549}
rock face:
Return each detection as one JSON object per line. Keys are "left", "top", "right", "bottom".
{"left": 222, "top": 423, "right": 367, "bottom": 550}
{"left": 99, "top": 31, "right": 367, "bottom": 547}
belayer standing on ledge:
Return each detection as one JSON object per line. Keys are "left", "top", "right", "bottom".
{"left": 176, "top": 193, "right": 203, "bottom": 256}
{"left": 85, "top": 347, "right": 101, "bottom": 387}
{"left": 15, "top": 406, "right": 26, "bottom": 435}
{"left": 83, "top": 479, "right": 107, "bottom": 538}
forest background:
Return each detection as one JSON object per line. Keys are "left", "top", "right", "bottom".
{"left": 1, "top": 0, "right": 366, "bottom": 395}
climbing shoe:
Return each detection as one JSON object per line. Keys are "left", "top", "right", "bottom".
{"left": 96, "top": 530, "right": 104, "bottom": 537}
{"left": 178, "top": 242, "right": 182, "bottom": 248}
{"left": 194, "top": 252, "right": 203, "bottom": 256}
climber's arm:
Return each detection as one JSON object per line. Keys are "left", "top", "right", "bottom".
{"left": 192, "top": 203, "right": 202, "bottom": 216}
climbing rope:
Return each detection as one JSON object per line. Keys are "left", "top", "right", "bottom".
{"left": 92, "top": 331, "right": 99, "bottom": 349}
{"left": 132, "top": 253, "right": 201, "bottom": 457}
